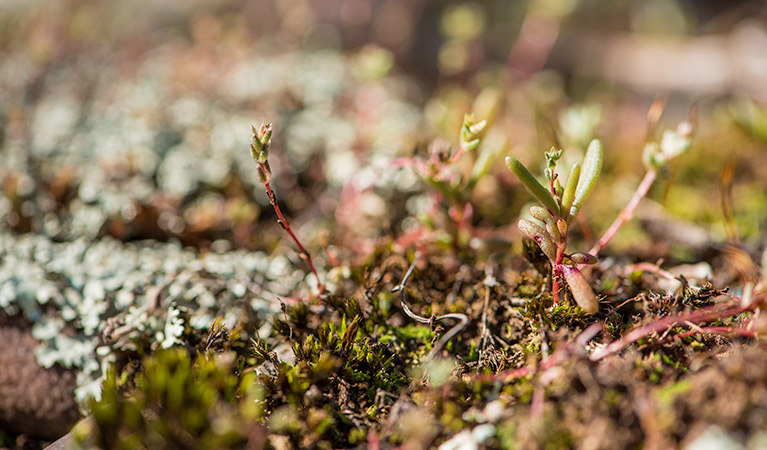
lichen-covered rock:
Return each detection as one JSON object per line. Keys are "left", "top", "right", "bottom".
{"left": 0, "top": 231, "right": 302, "bottom": 411}
{"left": 0, "top": 316, "right": 80, "bottom": 440}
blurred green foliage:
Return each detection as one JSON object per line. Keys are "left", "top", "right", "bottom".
{"left": 90, "top": 349, "right": 264, "bottom": 450}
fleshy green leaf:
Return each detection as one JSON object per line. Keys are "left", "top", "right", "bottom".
{"left": 568, "top": 252, "right": 597, "bottom": 265}
{"left": 505, "top": 157, "right": 559, "bottom": 215}
{"left": 529, "top": 206, "right": 560, "bottom": 241}
{"left": 569, "top": 139, "right": 603, "bottom": 220}
{"left": 561, "top": 265, "right": 598, "bottom": 313}
{"left": 518, "top": 219, "right": 556, "bottom": 262}
{"left": 560, "top": 162, "right": 580, "bottom": 217}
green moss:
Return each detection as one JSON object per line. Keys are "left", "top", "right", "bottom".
{"left": 90, "top": 348, "right": 263, "bottom": 450}
{"left": 655, "top": 379, "right": 693, "bottom": 409}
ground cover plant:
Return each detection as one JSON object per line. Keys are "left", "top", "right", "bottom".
{"left": 2, "top": 1, "right": 767, "bottom": 450}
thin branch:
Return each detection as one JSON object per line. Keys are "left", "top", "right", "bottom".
{"left": 258, "top": 166, "right": 326, "bottom": 297}
{"left": 589, "top": 301, "right": 756, "bottom": 361}
{"left": 590, "top": 169, "right": 657, "bottom": 257}
{"left": 658, "top": 326, "right": 756, "bottom": 344}
{"left": 624, "top": 262, "right": 678, "bottom": 282}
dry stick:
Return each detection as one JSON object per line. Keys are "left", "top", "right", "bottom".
{"left": 391, "top": 253, "right": 469, "bottom": 358}
{"left": 589, "top": 168, "right": 657, "bottom": 257}
{"left": 258, "top": 160, "right": 325, "bottom": 296}
{"left": 479, "top": 267, "right": 495, "bottom": 349}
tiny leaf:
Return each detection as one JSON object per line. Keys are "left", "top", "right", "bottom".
{"left": 529, "top": 206, "right": 560, "bottom": 241}
{"left": 506, "top": 157, "right": 559, "bottom": 215}
{"left": 568, "top": 252, "right": 597, "bottom": 265}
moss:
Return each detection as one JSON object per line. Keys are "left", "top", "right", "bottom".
{"left": 90, "top": 348, "right": 264, "bottom": 450}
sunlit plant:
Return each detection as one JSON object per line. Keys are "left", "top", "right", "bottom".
{"left": 397, "top": 113, "right": 495, "bottom": 251}
{"left": 506, "top": 140, "right": 603, "bottom": 313}
{"left": 249, "top": 123, "right": 325, "bottom": 296}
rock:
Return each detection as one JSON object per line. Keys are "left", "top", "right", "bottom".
{"left": 0, "top": 316, "right": 80, "bottom": 441}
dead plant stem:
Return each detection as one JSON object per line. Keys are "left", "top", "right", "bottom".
{"left": 392, "top": 252, "right": 469, "bottom": 358}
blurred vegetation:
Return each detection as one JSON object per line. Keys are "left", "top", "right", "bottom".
{"left": 1, "top": 0, "right": 767, "bottom": 449}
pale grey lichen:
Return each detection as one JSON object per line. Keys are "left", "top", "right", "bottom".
{"left": 0, "top": 43, "right": 423, "bottom": 243}
{"left": 0, "top": 231, "right": 306, "bottom": 410}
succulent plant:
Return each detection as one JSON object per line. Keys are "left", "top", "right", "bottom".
{"left": 506, "top": 139, "right": 603, "bottom": 313}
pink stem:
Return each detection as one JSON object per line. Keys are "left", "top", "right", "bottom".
{"left": 624, "top": 262, "right": 676, "bottom": 282}
{"left": 260, "top": 163, "right": 325, "bottom": 295}
{"left": 590, "top": 169, "right": 657, "bottom": 257}
{"left": 660, "top": 326, "right": 756, "bottom": 344}
{"left": 590, "top": 301, "right": 756, "bottom": 361}
{"left": 449, "top": 145, "right": 466, "bottom": 164}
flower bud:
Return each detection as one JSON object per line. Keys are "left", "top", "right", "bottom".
{"left": 257, "top": 161, "right": 272, "bottom": 184}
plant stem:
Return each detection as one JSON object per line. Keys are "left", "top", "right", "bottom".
{"left": 260, "top": 162, "right": 325, "bottom": 296}
{"left": 590, "top": 169, "right": 657, "bottom": 257}
{"left": 551, "top": 231, "right": 568, "bottom": 304}
{"left": 589, "top": 300, "right": 756, "bottom": 361}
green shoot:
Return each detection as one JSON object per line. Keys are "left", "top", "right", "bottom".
{"left": 507, "top": 140, "right": 603, "bottom": 313}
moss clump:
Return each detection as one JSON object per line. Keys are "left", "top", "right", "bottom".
{"left": 90, "top": 348, "right": 264, "bottom": 450}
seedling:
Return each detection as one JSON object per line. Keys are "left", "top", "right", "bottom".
{"left": 249, "top": 123, "right": 326, "bottom": 296}
{"left": 396, "top": 113, "right": 493, "bottom": 251}
{"left": 506, "top": 140, "right": 603, "bottom": 313}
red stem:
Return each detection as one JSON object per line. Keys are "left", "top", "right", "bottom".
{"left": 590, "top": 301, "right": 756, "bottom": 361}
{"left": 659, "top": 326, "right": 756, "bottom": 344}
{"left": 260, "top": 163, "right": 325, "bottom": 295}
{"left": 449, "top": 145, "right": 466, "bottom": 164}
{"left": 590, "top": 169, "right": 657, "bottom": 257}
{"left": 551, "top": 229, "right": 567, "bottom": 304}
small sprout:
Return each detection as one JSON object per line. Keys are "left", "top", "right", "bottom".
{"left": 561, "top": 265, "right": 599, "bottom": 313}
{"left": 592, "top": 106, "right": 696, "bottom": 256}
{"left": 507, "top": 137, "right": 603, "bottom": 311}
{"left": 248, "top": 123, "right": 325, "bottom": 297}
{"left": 642, "top": 120, "right": 694, "bottom": 170}
{"left": 505, "top": 157, "right": 559, "bottom": 214}
{"left": 460, "top": 114, "right": 487, "bottom": 152}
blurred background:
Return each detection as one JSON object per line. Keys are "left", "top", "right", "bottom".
{"left": 1, "top": 0, "right": 766, "bottom": 254}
